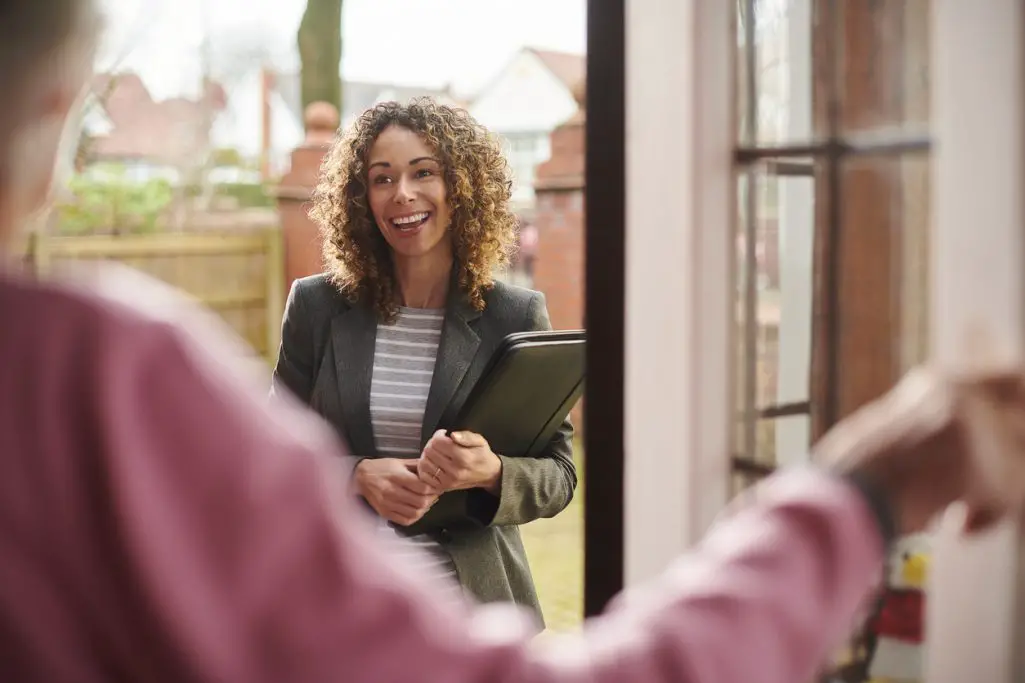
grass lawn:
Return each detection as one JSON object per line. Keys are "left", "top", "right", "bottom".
{"left": 519, "top": 447, "right": 584, "bottom": 632}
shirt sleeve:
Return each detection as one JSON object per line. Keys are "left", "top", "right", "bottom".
{"left": 86, "top": 314, "right": 886, "bottom": 683}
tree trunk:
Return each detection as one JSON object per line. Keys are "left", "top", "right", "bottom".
{"left": 298, "top": 0, "right": 343, "bottom": 116}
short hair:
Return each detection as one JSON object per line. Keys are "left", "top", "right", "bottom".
{"left": 0, "top": 1, "right": 98, "bottom": 170}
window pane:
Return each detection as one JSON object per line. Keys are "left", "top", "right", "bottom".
{"left": 734, "top": 163, "right": 816, "bottom": 465}
{"left": 738, "top": 0, "right": 931, "bottom": 147}
{"left": 818, "top": 154, "right": 930, "bottom": 422}
{"left": 836, "top": 0, "right": 931, "bottom": 135}
{"left": 737, "top": 0, "right": 813, "bottom": 146}
{"left": 733, "top": 413, "right": 811, "bottom": 493}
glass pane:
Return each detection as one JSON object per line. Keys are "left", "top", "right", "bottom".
{"left": 827, "top": 154, "right": 931, "bottom": 420}
{"left": 837, "top": 0, "right": 931, "bottom": 134}
{"left": 734, "top": 162, "right": 817, "bottom": 464}
{"left": 737, "top": 0, "right": 813, "bottom": 146}
{"left": 755, "top": 413, "right": 812, "bottom": 471}
{"left": 736, "top": 0, "right": 931, "bottom": 146}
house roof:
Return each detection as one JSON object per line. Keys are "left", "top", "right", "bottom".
{"left": 272, "top": 74, "right": 457, "bottom": 130}
{"left": 527, "top": 48, "right": 586, "bottom": 96}
{"left": 86, "top": 73, "right": 227, "bottom": 164}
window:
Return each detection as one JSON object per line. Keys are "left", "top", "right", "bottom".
{"left": 734, "top": 1, "right": 931, "bottom": 680}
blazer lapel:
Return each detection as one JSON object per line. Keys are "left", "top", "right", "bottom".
{"left": 421, "top": 291, "right": 482, "bottom": 444}
{"left": 330, "top": 303, "right": 378, "bottom": 457}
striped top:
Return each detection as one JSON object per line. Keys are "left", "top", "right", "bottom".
{"left": 369, "top": 306, "right": 462, "bottom": 600}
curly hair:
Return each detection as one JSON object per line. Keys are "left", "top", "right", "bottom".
{"left": 310, "top": 97, "right": 518, "bottom": 321}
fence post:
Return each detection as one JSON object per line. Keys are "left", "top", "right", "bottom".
{"left": 28, "top": 231, "right": 50, "bottom": 276}
{"left": 265, "top": 227, "right": 285, "bottom": 365}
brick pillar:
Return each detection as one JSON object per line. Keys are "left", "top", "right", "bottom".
{"left": 275, "top": 102, "right": 339, "bottom": 295}
{"left": 533, "top": 107, "right": 586, "bottom": 429}
{"left": 533, "top": 110, "right": 586, "bottom": 331}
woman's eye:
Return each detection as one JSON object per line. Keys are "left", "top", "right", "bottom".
{"left": 372, "top": 175, "right": 392, "bottom": 185}
{"left": 416, "top": 168, "right": 434, "bottom": 179}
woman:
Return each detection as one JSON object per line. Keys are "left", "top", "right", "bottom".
{"left": 272, "top": 99, "right": 576, "bottom": 621}
{"left": 6, "top": 2, "right": 1025, "bottom": 682}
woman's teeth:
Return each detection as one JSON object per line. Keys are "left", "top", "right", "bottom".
{"left": 392, "top": 212, "right": 429, "bottom": 230}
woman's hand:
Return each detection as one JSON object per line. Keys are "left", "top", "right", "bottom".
{"left": 353, "top": 458, "right": 440, "bottom": 526}
{"left": 822, "top": 364, "right": 1025, "bottom": 537}
{"left": 418, "top": 430, "right": 503, "bottom": 495}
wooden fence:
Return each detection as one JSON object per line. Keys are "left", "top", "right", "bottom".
{"left": 20, "top": 230, "right": 285, "bottom": 364}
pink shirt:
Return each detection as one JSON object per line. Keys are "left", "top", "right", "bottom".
{"left": 0, "top": 268, "right": 884, "bottom": 683}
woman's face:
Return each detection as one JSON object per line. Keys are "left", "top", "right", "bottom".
{"left": 366, "top": 124, "right": 452, "bottom": 263}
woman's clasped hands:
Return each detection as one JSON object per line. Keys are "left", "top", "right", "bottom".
{"left": 354, "top": 430, "right": 502, "bottom": 527}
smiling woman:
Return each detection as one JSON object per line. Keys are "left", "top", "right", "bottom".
{"left": 312, "top": 99, "right": 517, "bottom": 320}
{"left": 272, "top": 98, "right": 577, "bottom": 628}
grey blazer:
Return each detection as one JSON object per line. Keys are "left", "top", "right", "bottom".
{"left": 272, "top": 272, "right": 577, "bottom": 625}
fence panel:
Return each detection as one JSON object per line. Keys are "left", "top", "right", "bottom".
{"left": 21, "top": 230, "right": 285, "bottom": 365}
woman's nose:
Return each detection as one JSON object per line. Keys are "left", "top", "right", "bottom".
{"left": 393, "top": 176, "right": 416, "bottom": 204}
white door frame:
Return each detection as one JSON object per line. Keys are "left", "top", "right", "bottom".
{"left": 623, "top": 0, "right": 733, "bottom": 584}
{"left": 925, "top": 1, "right": 1025, "bottom": 680}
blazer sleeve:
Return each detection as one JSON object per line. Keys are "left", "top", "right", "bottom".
{"left": 271, "top": 279, "right": 314, "bottom": 405}
{"left": 469, "top": 292, "right": 578, "bottom": 527}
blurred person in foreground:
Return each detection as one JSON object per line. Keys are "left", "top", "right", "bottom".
{"left": 3, "top": 2, "right": 1025, "bottom": 682}
{"left": 274, "top": 98, "right": 575, "bottom": 622}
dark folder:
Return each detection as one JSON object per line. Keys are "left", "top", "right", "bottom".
{"left": 398, "top": 330, "right": 585, "bottom": 535}
{"left": 444, "top": 329, "right": 586, "bottom": 458}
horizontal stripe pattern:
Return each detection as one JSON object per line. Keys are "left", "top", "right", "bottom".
{"left": 370, "top": 307, "right": 461, "bottom": 601}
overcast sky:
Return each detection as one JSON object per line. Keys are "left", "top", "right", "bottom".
{"left": 97, "top": 0, "right": 587, "bottom": 99}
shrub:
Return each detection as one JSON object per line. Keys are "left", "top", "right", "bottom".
{"left": 55, "top": 172, "right": 174, "bottom": 235}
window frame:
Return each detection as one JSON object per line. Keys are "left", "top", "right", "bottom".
{"left": 733, "top": 0, "right": 933, "bottom": 481}
{"left": 583, "top": 0, "right": 627, "bottom": 615}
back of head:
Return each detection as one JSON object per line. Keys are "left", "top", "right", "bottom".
{"left": 0, "top": 0, "right": 97, "bottom": 241}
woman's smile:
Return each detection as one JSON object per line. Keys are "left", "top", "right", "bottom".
{"left": 389, "top": 211, "right": 432, "bottom": 235}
